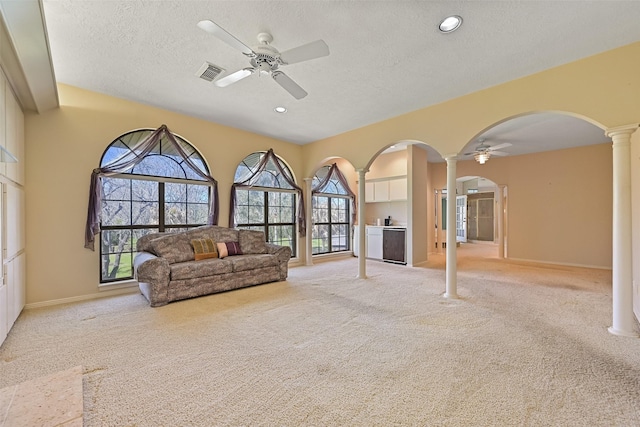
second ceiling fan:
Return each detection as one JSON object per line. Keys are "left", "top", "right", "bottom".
{"left": 197, "top": 19, "right": 330, "bottom": 99}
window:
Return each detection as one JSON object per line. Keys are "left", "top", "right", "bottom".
{"left": 99, "top": 129, "right": 211, "bottom": 283}
{"left": 311, "top": 165, "right": 354, "bottom": 255}
{"left": 232, "top": 151, "right": 299, "bottom": 256}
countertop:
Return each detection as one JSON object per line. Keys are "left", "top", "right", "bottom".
{"left": 365, "top": 225, "right": 407, "bottom": 229}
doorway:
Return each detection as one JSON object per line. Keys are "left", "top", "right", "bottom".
{"left": 467, "top": 194, "right": 494, "bottom": 241}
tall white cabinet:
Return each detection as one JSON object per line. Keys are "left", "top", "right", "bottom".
{"left": 0, "top": 69, "right": 26, "bottom": 347}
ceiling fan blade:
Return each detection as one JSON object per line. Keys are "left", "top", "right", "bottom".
{"left": 490, "top": 151, "right": 509, "bottom": 156}
{"left": 488, "top": 142, "right": 512, "bottom": 151}
{"left": 279, "top": 40, "right": 330, "bottom": 65}
{"left": 214, "top": 68, "right": 254, "bottom": 87}
{"left": 272, "top": 71, "right": 308, "bottom": 99}
{"left": 197, "top": 20, "right": 254, "bottom": 55}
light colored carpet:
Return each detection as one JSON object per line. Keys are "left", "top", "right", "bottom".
{"left": 1, "top": 244, "right": 639, "bottom": 426}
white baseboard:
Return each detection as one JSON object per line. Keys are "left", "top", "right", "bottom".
{"left": 507, "top": 257, "right": 612, "bottom": 271}
{"left": 25, "top": 285, "right": 139, "bottom": 309}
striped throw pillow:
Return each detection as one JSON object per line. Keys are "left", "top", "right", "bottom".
{"left": 191, "top": 238, "right": 218, "bottom": 261}
{"left": 217, "top": 241, "right": 243, "bottom": 259}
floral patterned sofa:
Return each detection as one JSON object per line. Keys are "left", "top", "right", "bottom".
{"left": 133, "top": 225, "right": 291, "bottom": 307}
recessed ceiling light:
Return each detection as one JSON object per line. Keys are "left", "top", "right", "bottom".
{"left": 274, "top": 106, "right": 287, "bottom": 113}
{"left": 439, "top": 15, "right": 462, "bottom": 33}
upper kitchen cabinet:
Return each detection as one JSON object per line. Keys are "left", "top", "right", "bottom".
{"left": 365, "top": 177, "right": 407, "bottom": 203}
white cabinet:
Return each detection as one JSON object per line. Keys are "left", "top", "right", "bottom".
{"left": 365, "top": 182, "right": 375, "bottom": 203}
{"left": 389, "top": 178, "right": 407, "bottom": 200}
{"left": 0, "top": 282, "right": 7, "bottom": 344}
{"left": 366, "top": 226, "right": 383, "bottom": 260}
{"left": 365, "top": 177, "right": 407, "bottom": 203}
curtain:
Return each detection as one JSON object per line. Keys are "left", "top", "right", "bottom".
{"left": 229, "top": 148, "right": 306, "bottom": 236}
{"left": 84, "top": 124, "right": 219, "bottom": 250}
{"left": 311, "top": 163, "right": 357, "bottom": 226}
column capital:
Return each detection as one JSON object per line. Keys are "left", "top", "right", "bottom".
{"left": 443, "top": 154, "right": 458, "bottom": 162}
{"left": 605, "top": 123, "right": 639, "bottom": 138}
{"left": 355, "top": 168, "right": 369, "bottom": 174}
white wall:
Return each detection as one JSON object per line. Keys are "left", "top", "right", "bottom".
{"left": 0, "top": 68, "right": 26, "bottom": 346}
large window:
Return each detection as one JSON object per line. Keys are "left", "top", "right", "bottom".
{"left": 233, "top": 151, "right": 298, "bottom": 256}
{"left": 99, "top": 129, "right": 211, "bottom": 283}
{"left": 311, "top": 165, "right": 352, "bottom": 255}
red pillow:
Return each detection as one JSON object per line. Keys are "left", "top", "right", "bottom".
{"left": 217, "top": 241, "right": 243, "bottom": 258}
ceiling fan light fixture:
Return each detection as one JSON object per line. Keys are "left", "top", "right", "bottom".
{"left": 474, "top": 151, "right": 490, "bottom": 164}
{"left": 439, "top": 15, "right": 463, "bottom": 33}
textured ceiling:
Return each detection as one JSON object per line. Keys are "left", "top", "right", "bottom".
{"left": 41, "top": 1, "right": 640, "bottom": 156}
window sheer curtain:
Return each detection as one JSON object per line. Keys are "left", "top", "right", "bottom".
{"left": 84, "top": 124, "right": 219, "bottom": 250}
{"left": 311, "top": 163, "right": 357, "bottom": 226}
{"left": 229, "top": 148, "right": 306, "bottom": 236}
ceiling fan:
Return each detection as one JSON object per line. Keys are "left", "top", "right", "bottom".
{"left": 463, "top": 139, "right": 512, "bottom": 164}
{"left": 197, "top": 19, "right": 330, "bottom": 99}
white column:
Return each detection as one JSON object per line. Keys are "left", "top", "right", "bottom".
{"left": 444, "top": 155, "right": 458, "bottom": 298}
{"left": 606, "top": 124, "right": 639, "bottom": 337}
{"left": 304, "top": 178, "right": 314, "bottom": 266}
{"left": 497, "top": 185, "right": 505, "bottom": 259}
{"left": 357, "top": 168, "right": 368, "bottom": 279}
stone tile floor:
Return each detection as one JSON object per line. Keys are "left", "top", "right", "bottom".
{"left": 0, "top": 366, "right": 82, "bottom": 427}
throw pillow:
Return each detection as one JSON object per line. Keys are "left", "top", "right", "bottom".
{"left": 217, "top": 241, "right": 243, "bottom": 259}
{"left": 191, "top": 238, "right": 218, "bottom": 261}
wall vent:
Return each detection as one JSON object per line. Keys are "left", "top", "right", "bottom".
{"left": 196, "top": 62, "right": 225, "bottom": 82}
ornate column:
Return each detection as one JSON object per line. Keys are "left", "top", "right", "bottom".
{"left": 444, "top": 155, "right": 458, "bottom": 298}
{"left": 497, "top": 185, "right": 506, "bottom": 259}
{"left": 356, "top": 168, "right": 368, "bottom": 279}
{"left": 606, "top": 124, "right": 639, "bottom": 337}
{"left": 304, "top": 178, "right": 314, "bottom": 266}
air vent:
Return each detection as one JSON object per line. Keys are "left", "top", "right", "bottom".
{"left": 195, "top": 62, "right": 225, "bottom": 82}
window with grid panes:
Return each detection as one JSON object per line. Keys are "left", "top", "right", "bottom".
{"left": 311, "top": 166, "right": 351, "bottom": 254}
{"left": 99, "top": 129, "right": 211, "bottom": 283}
{"left": 233, "top": 152, "right": 297, "bottom": 256}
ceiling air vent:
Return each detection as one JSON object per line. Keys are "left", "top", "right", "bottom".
{"left": 196, "top": 62, "right": 225, "bottom": 82}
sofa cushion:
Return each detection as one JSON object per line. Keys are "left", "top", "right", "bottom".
{"left": 191, "top": 238, "right": 218, "bottom": 261}
{"left": 217, "top": 241, "right": 243, "bottom": 259}
{"left": 229, "top": 254, "right": 278, "bottom": 273}
{"left": 238, "top": 229, "right": 268, "bottom": 254}
{"left": 187, "top": 226, "right": 239, "bottom": 244}
{"left": 148, "top": 232, "right": 194, "bottom": 264}
{"left": 170, "top": 258, "right": 233, "bottom": 280}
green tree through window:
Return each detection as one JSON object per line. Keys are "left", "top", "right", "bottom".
{"left": 99, "top": 129, "right": 211, "bottom": 282}
{"left": 233, "top": 152, "right": 298, "bottom": 256}
{"left": 311, "top": 165, "right": 352, "bottom": 254}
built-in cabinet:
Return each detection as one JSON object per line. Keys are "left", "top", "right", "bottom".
{"left": 0, "top": 69, "right": 26, "bottom": 347}
{"left": 366, "top": 226, "right": 383, "bottom": 259}
{"left": 365, "top": 177, "right": 407, "bottom": 203}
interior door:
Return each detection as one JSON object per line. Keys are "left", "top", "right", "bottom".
{"left": 456, "top": 195, "right": 467, "bottom": 243}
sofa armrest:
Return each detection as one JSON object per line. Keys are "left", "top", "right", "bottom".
{"left": 265, "top": 243, "right": 292, "bottom": 280}
{"left": 134, "top": 252, "right": 170, "bottom": 307}
{"left": 265, "top": 243, "right": 292, "bottom": 263}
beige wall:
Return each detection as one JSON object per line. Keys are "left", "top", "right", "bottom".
{"left": 22, "top": 42, "right": 640, "bottom": 309}
{"left": 407, "top": 145, "right": 429, "bottom": 266}
{"left": 301, "top": 42, "right": 640, "bottom": 173}
{"left": 431, "top": 143, "right": 613, "bottom": 268}
{"left": 25, "top": 84, "right": 302, "bottom": 304}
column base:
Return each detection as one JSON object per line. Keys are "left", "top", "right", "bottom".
{"left": 443, "top": 292, "right": 458, "bottom": 299}
{"left": 356, "top": 274, "right": 367, "bottom": 279}
{"left": 608, "top": 326, "right": 639, "bottom": 338}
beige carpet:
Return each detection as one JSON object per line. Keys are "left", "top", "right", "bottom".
{"left": 1, "top": 244, "right": 640, "bottom": 426}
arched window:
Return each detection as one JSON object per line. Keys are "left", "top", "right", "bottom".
{"left": 97, "top": 127, "right": 214, "bottom": 282}
{"left": 231, "top": 149, "right": 303, "bottom": 256}
{"left": 311, "top": 164, "right": 356, "bottom": 254}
